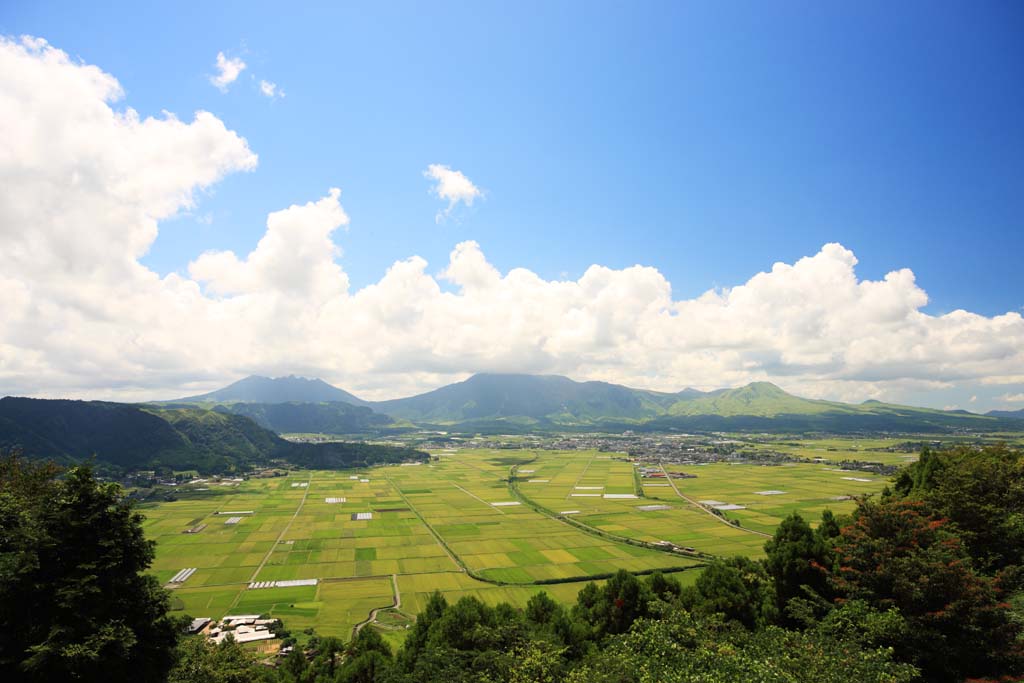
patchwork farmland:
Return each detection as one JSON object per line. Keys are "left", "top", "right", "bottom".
{"left": 140, "top": 448, "right": 888, "bottom": 643}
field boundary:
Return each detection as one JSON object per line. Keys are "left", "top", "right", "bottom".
{"left": 565, "top": 452, "right": 598, "bottom": 500}
{"left": 451, "top": 482, "right": 507, "bottom": 514}
{"left": 659, "top": 464, "right": 772, "bottom": 539}
{"left": 390, "top": 468, "right": 701, "bottom": 587}
{"left": 385, "top": 473, "right": 473, "bottom": 577}
{"left": 227, "top": 474, "right": 315, "bottom": 611}
{"left": 352, "top": 573, "right": 401, "bottom": 638}
{"left": 508, "top": 458, "right": 714, "bottom": 565}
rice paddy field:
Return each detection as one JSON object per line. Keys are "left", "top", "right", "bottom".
{"left": 667, "top": 462, "right": 886, "bottom": 534}
{"left": 386, "top": 453, "right": 694, "bottom": 583}
{"left": 744, "top": 437, "right": 923, "bottom": 466}
{"left": 517, "top": 451, "right": 768, "bottom": 556}
{"left": 140, "top": 447, "right": 891, "bottom": 643}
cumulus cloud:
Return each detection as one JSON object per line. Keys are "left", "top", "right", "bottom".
{"left": 1000, "top": 393, "right": 1024, "bottom": 403}
{"left": 211, "top": 51, "right": 246, "bottom": 91}
{"left": 1, "top": 36, "right": 1023, "bottom": 408}
{"left": 424, "top": 164, "right": 483, "bottom": 222}
{"left": 189, "top": 188, "right": 349, "bottom": 301}
{"left": 259, "top": 79, "right": 283, "bottom": 99}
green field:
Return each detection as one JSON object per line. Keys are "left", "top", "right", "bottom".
{"left": 738, "top": 434, "right": 1021, "bottom": 466}
{"left": 517, "top": 451, "right": 768, "bottom": 556}
{"left": 141, "top": 448, "right": 892, "bottom": 643}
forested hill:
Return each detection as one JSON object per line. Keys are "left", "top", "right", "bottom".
{"left": 210, "top": 401, "right": 397, "bottom": 435}
{"left": 0, "top": 397, "right": 425, "bottom": 474}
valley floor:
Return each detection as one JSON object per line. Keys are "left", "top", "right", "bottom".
{"left": 140, "top": 447, "right": 892, "bottom": 645}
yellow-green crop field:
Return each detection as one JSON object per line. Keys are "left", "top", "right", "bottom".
{"left": 668, "top": 462, "right": 884, "bottom": 534}
{"left": 745, "top": 437, "right": 920, "bottom": 466}
{"left": 518, "top": 452, "right": 767, "bottom": 556}
{"left": 140, "top": 447, "right": 890, "bottom": 643}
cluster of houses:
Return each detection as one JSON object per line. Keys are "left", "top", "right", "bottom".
{"left": 188, "top": 615, "right": 280, "bottom": 646}
{"left": 654, "top": 539, "right": 699, "bottom": 554}
{"left": 636, "top": 466, "right": 697, "bottom": 479}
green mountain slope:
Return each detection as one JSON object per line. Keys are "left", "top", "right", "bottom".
{"left": 666, "top": 382, "right": 832, "bottom": 417}
{"left": 367, "top": 373, "right": 1008, "bottom": 433}
{"left": 209, "top": 401, "right": 396, "bottom": 434}
{"left": 0, "top": 397, "right": 425, "bottom": 473}
{"left": 173, "top": 375, "right": 369, "bottom": 406}
{"left": 369, "top": 373, "right": 683, "bottom": 425}
{"left": 662, "top": 382, "right": 1006, "bottom": 429}
{"left": 0, "top": 398, "right": 190, "bottom": 465}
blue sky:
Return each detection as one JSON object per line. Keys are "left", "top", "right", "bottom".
{"left": 1, "top": 1, "right": 1022, "bottom": 408}
{"left": 5, "top": 1, "right": 1021, "bottom": 313}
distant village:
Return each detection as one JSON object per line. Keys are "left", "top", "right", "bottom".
{"left": 415, "top": 432, "right": 904, "bottom": 475}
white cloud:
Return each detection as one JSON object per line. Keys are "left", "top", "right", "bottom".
{"left": 189, "top": 188, "right": 349, "bottom": 301}
{"left": 2, "top": 36, "right": 1023, "bottom": 409}
{"left": 211, "top": 51, "right": 246, "bottom": 91}
{"left": 999, "top": 393, "right": 1024, "bottom": 403}
{"left": 424, "top": 164, "right": 483, "bottom": 222}
{"left": 980, "top": 375, "right": 1024, "bottom": 385}
{"left": 259, "top": 79, "right": 283, "bottom": 99}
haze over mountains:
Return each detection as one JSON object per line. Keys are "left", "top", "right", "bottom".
{"left": 169, "top": 373, "right": 1020, "bottom": 433}
{"left": 175, "top": 375, "right": 369, "bottom": 406}
{"left": 987, "top": 408, "right": 1024, "bottom": 419}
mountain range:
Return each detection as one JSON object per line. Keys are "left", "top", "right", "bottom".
{"left": 2, "top": 374, "right": 1020, "bottom": 471}
{"left": 167, "top": 373, "right": 1023, "bottom": 434}
{"left": 987, "top": 408, "right": 1024, "bottom": 419}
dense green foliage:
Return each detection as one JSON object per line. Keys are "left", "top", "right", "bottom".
{"left": 895, "top": 444, "right": 1024, "bottom": 573}
{"left": 830, "top": 497, "right": 1020, "bottom": 680}
{"left": 678, "top": 555, "right": 777, "bottom": 629}
{"left": 212, "top": 401, "right": 395, "bottom": 435}
{"left": 148, "top": 406, "right": 286, "bottom": 471}
{"left": 0, "top": 398, "right": 427, "bottom": 474}
{"left": 763, "top": 511, "right": 834, "bottom": 623}
{"left": 0, "top": 397, "right": 195, "bottom": 469}
{"left": 169, "top": 571, "right": 917, "bottom": 682}
{"left": 0, "top": 453, "right": 182, "bottom": 681}
{"left": 285, "top": 441, "right": 427, "bottom": 470}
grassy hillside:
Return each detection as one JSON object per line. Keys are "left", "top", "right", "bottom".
{"left": 368, "top": 374, "right": 1010, "bottom": 433}
{"left": 665, "top": 382, "right": 837, "bottom": 416}
{"left": 0, "top": 397, "right": 425, "bottom": 473}
{"left": 370, "top": 373, "right": 680, "bottom": 424}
